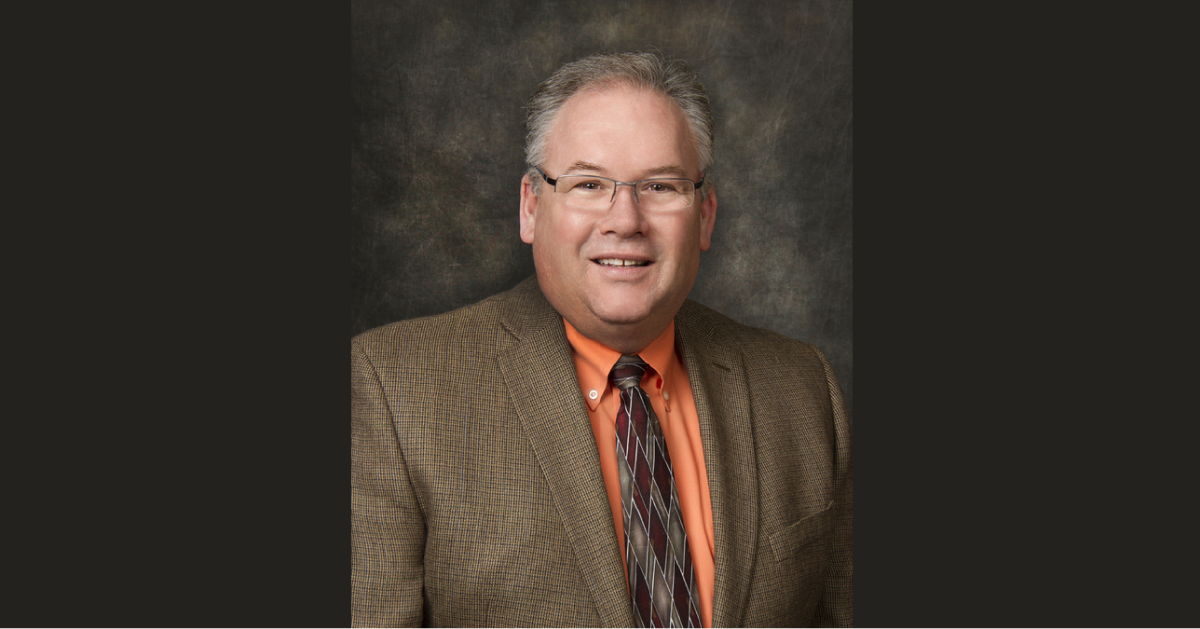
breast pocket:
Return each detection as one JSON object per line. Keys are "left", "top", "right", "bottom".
{"left": 769, "top": 500, "right": 836, "bottom": 563}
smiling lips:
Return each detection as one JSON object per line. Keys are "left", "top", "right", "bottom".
{"left": 594, "top": 258, "right": 650, "bottom": 267}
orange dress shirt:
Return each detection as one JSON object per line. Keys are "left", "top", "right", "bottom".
{"left": 563, "top": 318, "right": 715, "bottom": 628}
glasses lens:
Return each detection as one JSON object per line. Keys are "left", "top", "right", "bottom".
{"left": 556, "top": 176, "right": 613, "bottom": 200}
{"left": 639, "top": 179, "right": 695, "bottom": 209}
{"left": 555, "top": 176, "right": 694, "bottom": 210}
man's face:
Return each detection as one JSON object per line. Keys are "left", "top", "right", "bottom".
{"left": 520, "top": 84, "right": 717, "bottom": 349}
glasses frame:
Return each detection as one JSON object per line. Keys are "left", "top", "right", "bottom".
{"left": 535, "top": 166, "right": 705, "bottom": 208}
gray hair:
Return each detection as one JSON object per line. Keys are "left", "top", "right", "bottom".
{"left": 524, "top": 52, "right": 715, "bottom": 193}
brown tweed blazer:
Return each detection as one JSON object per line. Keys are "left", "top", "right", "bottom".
{"left": 352, "top": 277, "right": 852, "bottom": 627}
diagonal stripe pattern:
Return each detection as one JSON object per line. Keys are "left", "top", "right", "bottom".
{"left": 611, "top": 355, "right": 702, "bottom": 628}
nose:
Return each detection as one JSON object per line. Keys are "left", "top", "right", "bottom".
{"left": 607, "top": 180, "right": 640, "bottom": 205}
{"left": 599, "top": 183, "right": 648, "bottom": 237}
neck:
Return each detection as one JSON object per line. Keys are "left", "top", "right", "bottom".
{"left": 563, "top": 316, "right": 671, "bottom": 355}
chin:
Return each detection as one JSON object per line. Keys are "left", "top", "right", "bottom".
{"left": 588, "top": 300, "right": 657, "bottom": 327}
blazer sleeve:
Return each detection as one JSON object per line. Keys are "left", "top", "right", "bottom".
{"left": 352, "top": 338, "right": 426, "bottom": 627}
{"left": 814, "top": 347, "right": 853, "bottom": 627}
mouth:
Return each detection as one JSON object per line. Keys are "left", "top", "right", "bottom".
{"left": 593, "top": 258, "right": 651, "bottom": 267}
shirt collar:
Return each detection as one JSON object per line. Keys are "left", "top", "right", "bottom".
{"left": 563, "top": 318, "right": 677, "bottom": 412}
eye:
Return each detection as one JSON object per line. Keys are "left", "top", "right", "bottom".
{"left": 643, "top": 180, "right": 682, "bottom": 194}
{"left": 563, "top": 177, "right": 609, "bottom": 193}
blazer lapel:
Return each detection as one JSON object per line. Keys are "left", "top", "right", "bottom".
{"left": 676, "top": 302, "right": 760, "bottom": 627}
{"left": 498, "top": 280, "right": 635, "bottom": 627}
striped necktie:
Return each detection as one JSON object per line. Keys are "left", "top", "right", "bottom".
{"left": 610, "top": 354, "right": 701, "bottom": 628}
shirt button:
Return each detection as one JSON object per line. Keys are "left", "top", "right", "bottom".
{"left": 662, "top": 391, "right": 670, "bottom": 401}
{"left": 588, "top": 389, "right": 598, "bottom": 400}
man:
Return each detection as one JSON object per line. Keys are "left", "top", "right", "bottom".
{"left": 352, "top": 52, "right": 851, "bottom": 627}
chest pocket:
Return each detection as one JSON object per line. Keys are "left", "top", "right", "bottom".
{"left": 769, "top": 500, "right": 835, "bottom": 563}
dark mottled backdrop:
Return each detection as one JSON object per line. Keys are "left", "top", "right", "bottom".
{"left": 351, "top": 0, "right": 852, "bottom": 415}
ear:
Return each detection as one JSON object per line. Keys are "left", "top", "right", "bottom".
{"left": 697, "top": 183, "right": 717, "bottom": 251}
{"left": 519, "top": 173, "right": 538, "bottom": 244}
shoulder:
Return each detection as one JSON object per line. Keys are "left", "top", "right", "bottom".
{"left": 676, "top": 300, "right": 847, "bottom": 433}
{"left": 351, "top": 276, "right": 553, "bottom": 367}
{"left": 676, "top": 299, "right": 829, "bottom": 372}
{"left": 353, "top": 291, "right": 508, "bottom": 357}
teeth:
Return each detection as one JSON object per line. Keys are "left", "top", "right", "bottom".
{"left": 596, "top": 258, "right": 648, "bottom": 267}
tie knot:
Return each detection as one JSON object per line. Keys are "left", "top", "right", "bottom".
{"left": 609, "top": 354, "right": 649, "bottom": 390}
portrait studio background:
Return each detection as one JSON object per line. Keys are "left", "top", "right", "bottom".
{"left": 351, "top": 0, "right": 853, "bottom": 416}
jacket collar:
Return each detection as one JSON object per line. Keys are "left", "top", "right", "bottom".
{"left": 498, "top": 277, "right": 636, "bottom": 626}
{"left": 675, "top": 300, "right": 760, "bottom": 628}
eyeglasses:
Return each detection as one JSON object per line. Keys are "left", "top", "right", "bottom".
{"left": 536, "top": 167, "right": 704, "bottom": 211}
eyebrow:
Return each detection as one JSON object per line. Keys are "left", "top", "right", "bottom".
{"left": 562, "top": 162, "right": 693, "bottom": 180}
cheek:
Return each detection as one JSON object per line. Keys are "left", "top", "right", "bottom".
{"left": 533, "top": 218, "right": 575, "bottom": 268}
{"left": 547, "top": 211, "right": 593, "bottom": 247}
{"left": 660, "top": 218, "right": 702, "bottom": 253}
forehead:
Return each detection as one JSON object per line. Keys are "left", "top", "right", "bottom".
{"left": 544, "top": 84, "right": 697, "bottom": 174}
